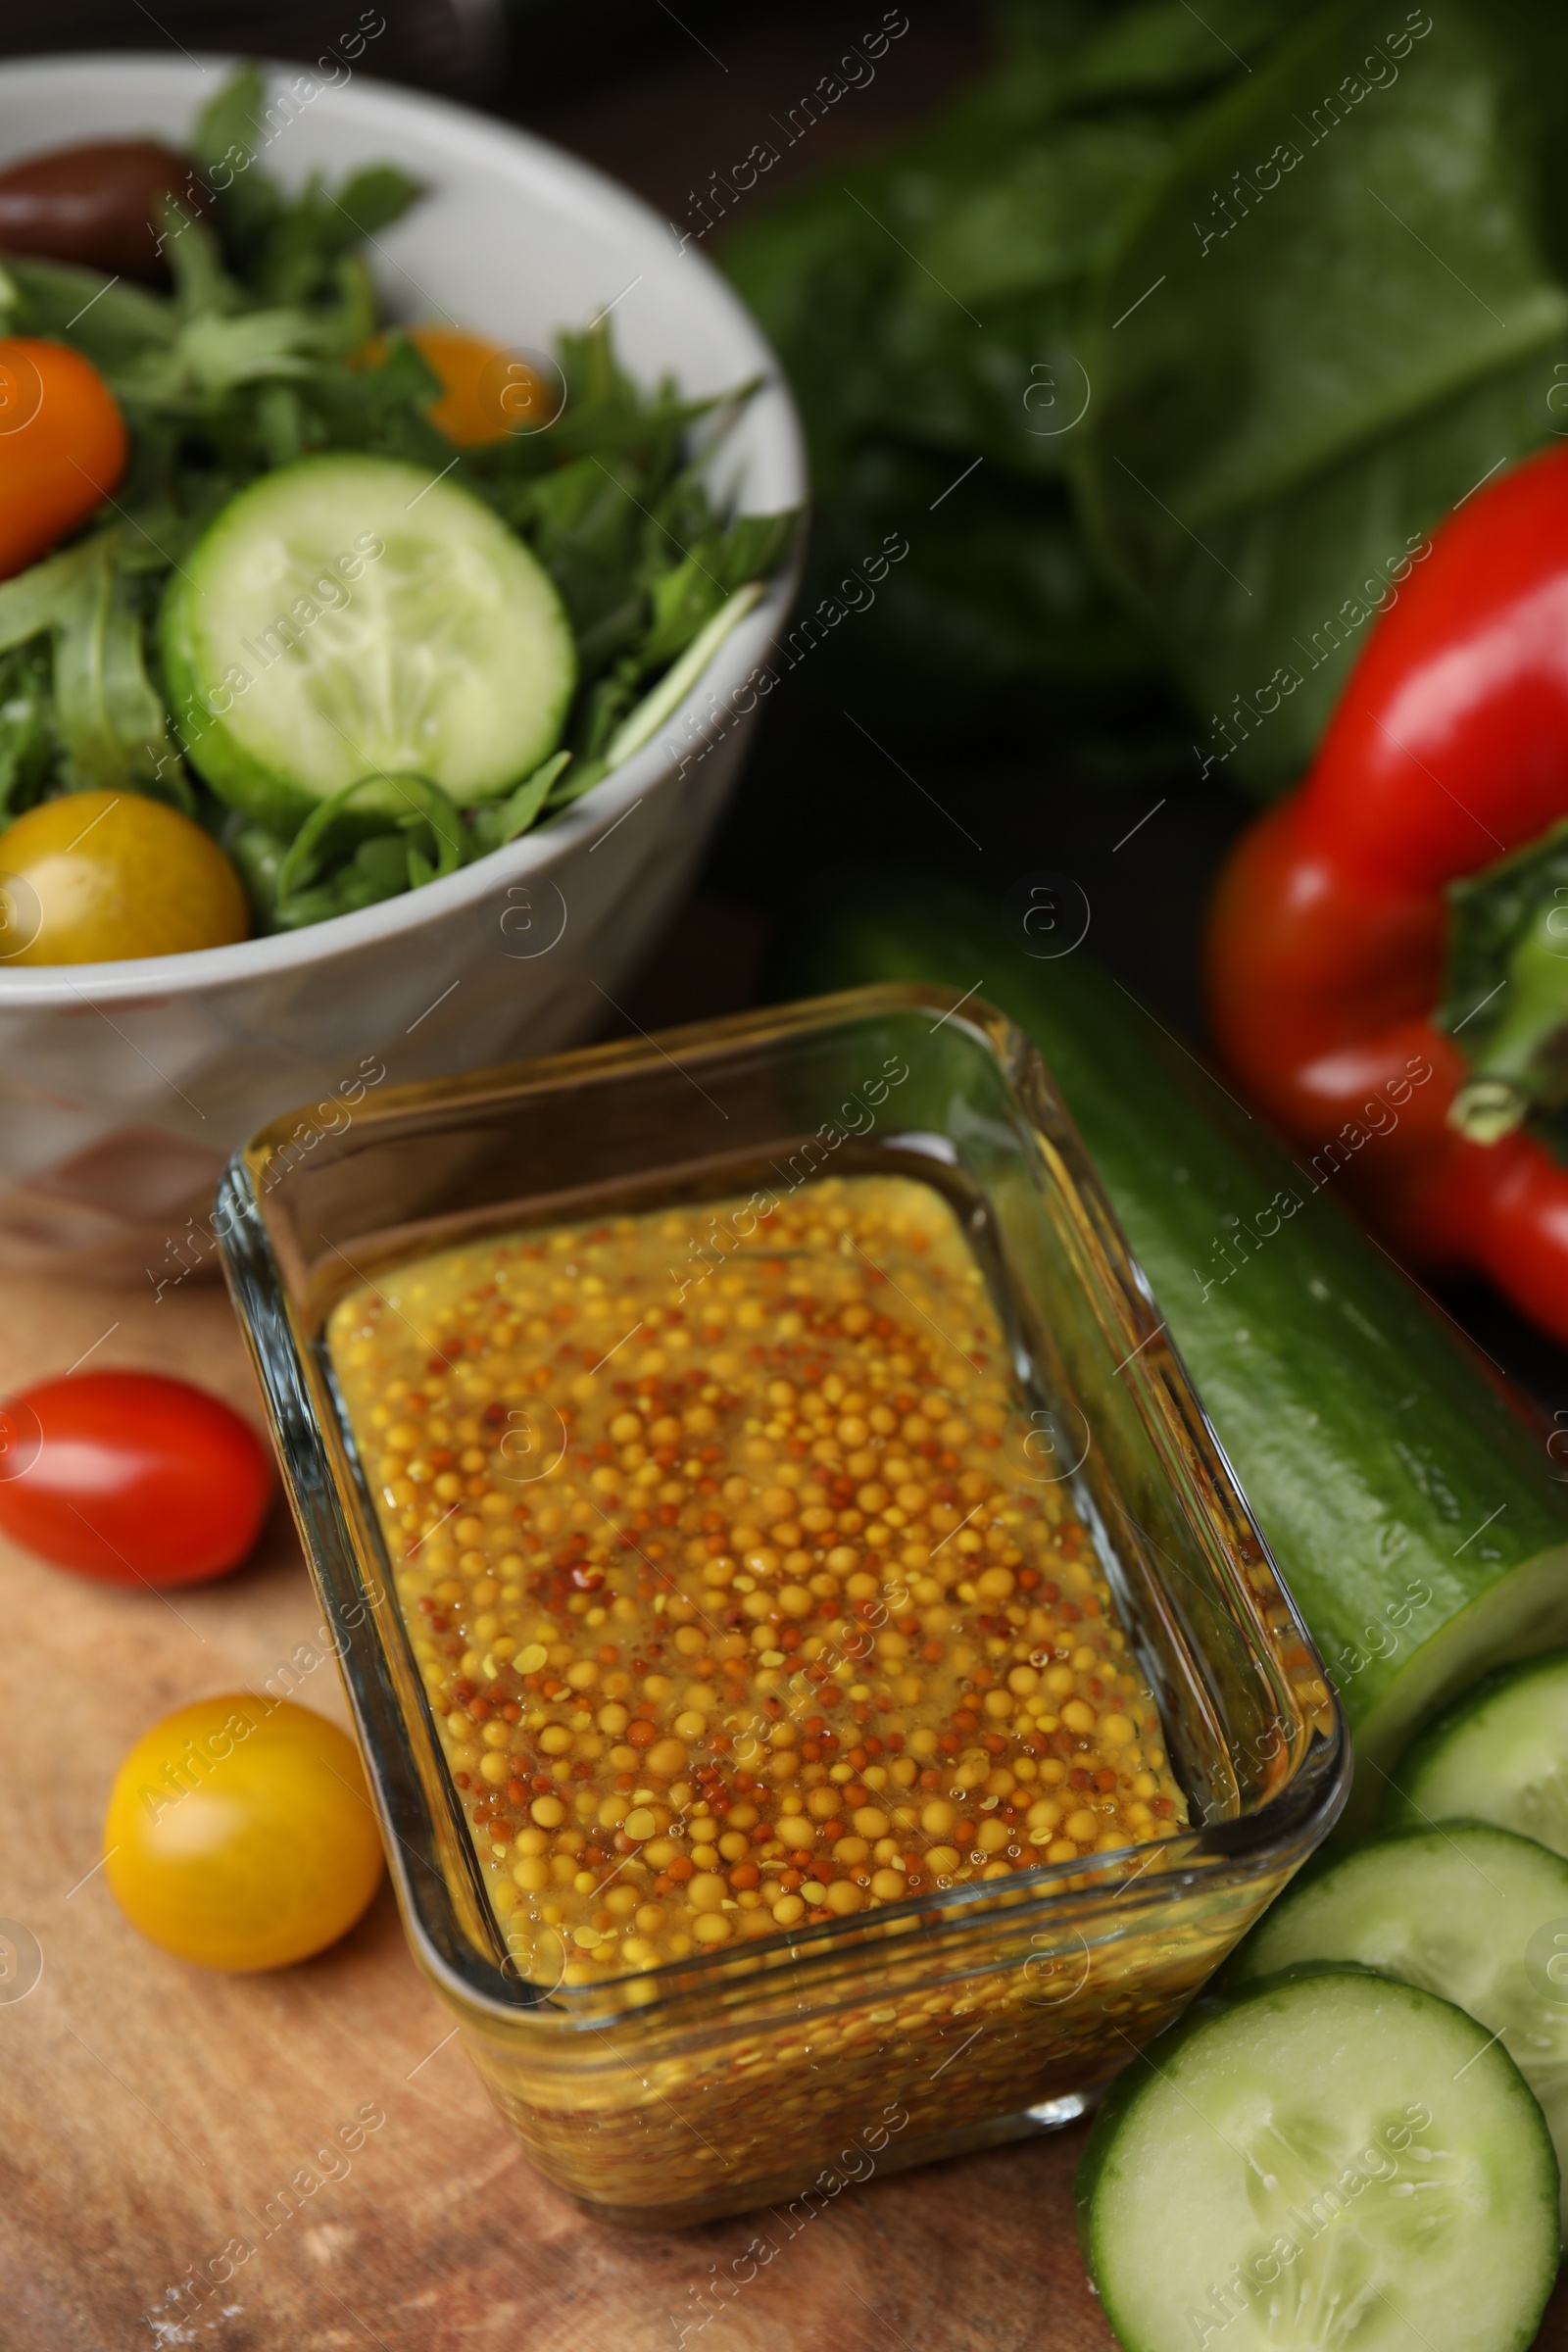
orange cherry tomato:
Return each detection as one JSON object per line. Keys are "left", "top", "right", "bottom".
{"left": 0, "top": 336, "right": 126, "bottom": 578}
{"left": 359, "top": 324, "right": 549, "bottom": 447}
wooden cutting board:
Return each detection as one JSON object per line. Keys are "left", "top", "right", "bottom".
{"left": 3, "top": 1263, "right": 1565, "bottom": 2351}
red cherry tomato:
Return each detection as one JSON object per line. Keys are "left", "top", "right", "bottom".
{"left": 0, "top": 1370, "right": 273, "bottom": 1586}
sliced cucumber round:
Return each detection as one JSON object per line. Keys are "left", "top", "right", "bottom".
{"left": 1228, "top": 1821, "right": 1568, "bottom": 2235}
{"left": 1384, "top": 1648, "right": 1568, "bottom": 1858}
{"left": 1077, "top": 1969, "right": 1558, "bottom": 2352}
{"left": 159, "top": 454, "right": 575, "bottom": 829}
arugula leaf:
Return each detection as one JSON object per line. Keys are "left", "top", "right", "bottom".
{"left": 267, "top": 831, "right": 415, "bottom": 929}
{"left": 545, "top": 752, "right": 609, "bottom": 810}
{"left": 269, "top": 772, "right": 466, "bottom": 926}
{"left": 255, "top": 166, "right": 423, "bottom": 307}
{"left": 224, "top": 818, "right": 290, "bottom": 924}
{"left": 0, "top": 537, "right": 189, "bottom": 803}
{"left": 50, "top": 536, "right": 184, "bottom": 801}
{"left": 330, "top": 166, "right": 425, "bottom": 245}
{"left": 0, "top": 540, "right": 101, "bottom": 652}
{"left": 0, "top": 643, "right": 56, "bottom": 821}
{"left": 468, "top": 753, "right": 572, "bottom": 853}
{"left": 188, "top": 64, "right": 421, "bottom": 312}
{"left": 163, "top": 206, "right": 237, "bottom": 323}
{"left": 188, "top": 65, "right": 282, "bottom": 259}
{"left": 633, "top": 513, "right": 797, "bottom": 676}
{"left": 606, "top": 581, "right": 766, "bottom": 767}
{"left": 500, "top": 454, "right": 653, "bottom": 648}
{"left": 6, "top": 258, "right": 175, "bottom": 370}
{"left": 1077, "top": 0, "right": 1568, "bottom": 788}
{"left": 117, "top": 308, "right": 322, "bottom": 407}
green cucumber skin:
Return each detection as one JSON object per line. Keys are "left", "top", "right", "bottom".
{"left": 772, "top": 874, "right": 1568, "bottom": 1815}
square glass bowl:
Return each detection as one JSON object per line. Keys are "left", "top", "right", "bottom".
{"left": 217, "top": 984, "right": 1348, "bottom": 2227}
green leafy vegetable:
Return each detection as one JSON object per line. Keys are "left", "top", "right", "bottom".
{"left": 468, "top": 753, "right": 572, "bottom": 854}
{"left": 1078, "top": 0, "right": 1568, "bottom": 789}
{"left": 0, "top": 643, "right": 55, "bottom": 821}
{"left": 0, "top": 66, "right": 796, "bottom": 933}
{"left": 723, "top": 0, "right": 1303, "bottom": 751}
{"left": 0, "top": 537, "right": 185, "bottom": 804}
{"left": 1, "top": 258, "right": 175, "bottom": 372}
{"left": 50, "top": 536, "right": 183, "bottom": 802}
{"left": 272, "top": 773, "right": 465, "bottom": 924}
{"left": 722, "top": 0, "right": 1568, "bottom": 787}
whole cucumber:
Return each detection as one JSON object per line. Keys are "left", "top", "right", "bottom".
{"left": 770, "top": 871, "right": 1568, "bottom": 1824}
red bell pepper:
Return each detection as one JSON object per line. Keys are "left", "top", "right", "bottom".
{"left": 1206, "top": 441, "right": 1568, "bottom": 1344}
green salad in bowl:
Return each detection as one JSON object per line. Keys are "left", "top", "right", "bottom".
{"left": 0, "top": 65, "right": 796, "bottom": 963}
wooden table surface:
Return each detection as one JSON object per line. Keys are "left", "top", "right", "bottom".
{"left": 4, "top": 1212, "right": 1568, "bottom": 2351}
{"left": 0, "top": 1258, "right": 1115, "bottom": 2352}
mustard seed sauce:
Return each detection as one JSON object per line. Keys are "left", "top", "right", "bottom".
{"left": 327, "top": 1174, "right": 1186, "bottom": 1989}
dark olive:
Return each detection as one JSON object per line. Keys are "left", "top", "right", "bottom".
{"left": 0, "top": 139, "right": 210, "bottom": 282}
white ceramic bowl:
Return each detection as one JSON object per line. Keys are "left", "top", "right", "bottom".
{"left": 0, "top": 54, "right": 804, "bottom": 1277}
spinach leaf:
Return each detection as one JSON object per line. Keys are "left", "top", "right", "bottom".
{"left": 721, "top": 0, "right": 1302, "bottom": 749}
{"left": 1048, "top": 0, "right": 1309, "bottom": 107}
{"left": 1077, "top": 0, "right": 1568, "bottom": 789}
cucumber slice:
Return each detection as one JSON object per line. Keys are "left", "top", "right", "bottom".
{"left": 1229, "top": 1821, "right": 1568, "bottom": 2234}
{"left": 1384, "top": 1649, "right": 1568, "bottom": 1857}
{"left": 1077, "top": 1970, "right": 1558, "bottom": 2352}
{"left": 159, "top": 455, "right": 575, "bottom": 829}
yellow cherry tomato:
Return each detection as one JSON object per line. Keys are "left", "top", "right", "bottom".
{"left": 0, "top": 790, "right": 249, "bottom": 963}
{"left": 359, "top": 323, "right": 548, "bottom": 446}
{"left": 104, "top": 1695, "right": 384, "bottom": 1972}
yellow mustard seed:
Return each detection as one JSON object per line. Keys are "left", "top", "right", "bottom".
{"left": 327, "top": 1174, "right": 1187, "bottom": 1982}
